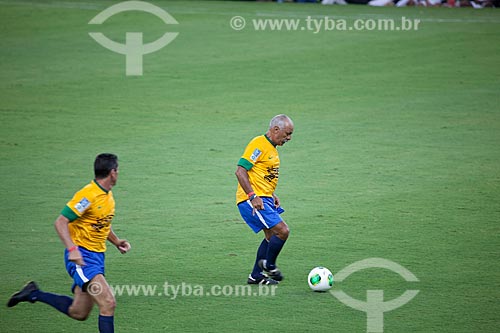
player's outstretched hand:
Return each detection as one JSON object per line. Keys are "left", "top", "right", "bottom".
{"left": 117, "top": 240, "right": 131, "bottom": 254}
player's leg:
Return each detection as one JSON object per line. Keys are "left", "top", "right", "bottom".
{"left": 266, "top": 221, "right": 289, "bottom": 266}
{"left": 65, "top": 247, "right": 111, "bottom": 329}
{"left": 239, "top": 198, "right": 287, "bottom": 284}
{"left": 266, "top": 220, "right": 289, "bottom": 241}
{"left": 238, "top": 200, "right": 279, "bottom": 284}
{"left": 248, "top": 238, "right": 270, "bottom": 282}
{"left": 67, "top": 285, "right": 94, "bottom": 320}
{"left": 259, "top": 221, "right": 289, "bottom": 281}
{"left": 258, "top": 198, "right": 290, "bottom": 267}
{"left": 88, "top": 274, "right": 116, "bottom": 333}
{"left": 6, "top": 281, "right": 93, "bottom": 320}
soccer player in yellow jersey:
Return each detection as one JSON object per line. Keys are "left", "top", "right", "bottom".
{"left": 7, "top": 153, "right": 130, "bottom": 333}
{"left": 235, "top": 114, "right": 294, "bottom": 285}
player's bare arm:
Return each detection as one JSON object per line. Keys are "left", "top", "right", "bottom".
{"left": 235, "top": 165, "right": 264, "bottom": 211}
{"left": 107, "top": 229, "right": 131, "bottom": 254}
{"left": 54, "top": 215, "right": 84, "bottom": 266}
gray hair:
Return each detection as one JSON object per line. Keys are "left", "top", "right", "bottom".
{"left": 269, "top": 114, "right": 293, "bottom": 130}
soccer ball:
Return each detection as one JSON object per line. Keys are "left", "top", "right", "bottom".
{"left": 308, "top": 266, "right": 334, "bottom": 291}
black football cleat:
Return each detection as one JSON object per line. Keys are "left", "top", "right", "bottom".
{"left": 7, "top": 281, "right": 39, "bottom": 307}
{"left": 247, "top": 275, "right": 279, "bottom": 285}
{"left": 258, "top": 259, "right": 284, "bottom": 282}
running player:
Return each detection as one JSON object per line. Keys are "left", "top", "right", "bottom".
{"left": 7, "top": 153, "right": 130, "bottom": 333}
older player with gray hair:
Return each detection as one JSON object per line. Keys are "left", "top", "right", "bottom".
{"left": 235, "top": 114, "right": 294, "bottom": 285}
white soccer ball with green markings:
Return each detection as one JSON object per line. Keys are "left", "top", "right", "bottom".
{"left": 308, "top": 266, "right": 334, "bottom": 291}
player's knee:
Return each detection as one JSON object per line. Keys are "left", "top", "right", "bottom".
{"left": 69, "top": 308, "right": 90, "bottom": 321}
{"left": 277, "top": 223, "right": 289, "bottom": 240}
{"left": 100, "top": 296, "right": 116, "bottom": 314}
{"left": 105, "top": 298, "right": 116, "bottom": 311}
{"left": 73, "top": 313, "right": 90, "bottom": 321}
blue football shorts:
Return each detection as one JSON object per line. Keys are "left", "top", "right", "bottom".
{"left": 238, "top": 196, "right": 285, "bottom": 233}
{"left": 64, "top": 246, "right": 105, "bottom": 293}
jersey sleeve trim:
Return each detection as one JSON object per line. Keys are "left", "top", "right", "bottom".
{"left": 237, "top": 158, "right": 253, "bottom": 171}
{"left": 61, "top": 205, "right": 79, "bottom": 222}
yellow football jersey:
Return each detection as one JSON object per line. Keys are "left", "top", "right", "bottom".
{"left": 236, "top": 135, "right": 280, "bottom": 203}
{"left": 61, "top": 180, "right": 115, "bottom": 252}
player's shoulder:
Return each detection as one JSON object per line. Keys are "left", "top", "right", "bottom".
{"left": 247, "top": 135, "right": 270, "bottom": 146}
{"left": 74, "top": 180, "right": 105, "bottom": 200}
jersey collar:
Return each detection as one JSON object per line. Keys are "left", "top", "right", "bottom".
{"left": 93, "top": 179, "right": 109, "bottom": 194}
{"left": 264, "top": 134, "right": 277, "bottom": 147}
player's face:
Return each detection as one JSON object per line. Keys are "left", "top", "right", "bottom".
{"left": 273, "top": 122, "right": 294, "bottom": 146}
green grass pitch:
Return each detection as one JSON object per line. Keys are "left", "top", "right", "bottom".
{"left": 1, "top": 0, "right": 499, "bottom": 332}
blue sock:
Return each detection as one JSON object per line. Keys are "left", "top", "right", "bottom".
{"left": 99, "top": 315, "right": 114, "bottom": 333}
{"left": 266, "top": 235, "right": 286, "bottom": 269}
{"left": 30, "top": 290, "right": 72, "bottom": 316}
{"left": 251, "top": 238, "right": 269, "bottom": 278}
